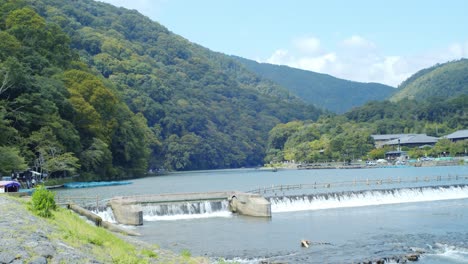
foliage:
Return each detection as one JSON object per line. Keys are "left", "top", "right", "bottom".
{"left": 29, "top": 185, "right": 57, "bottom": 218}
{"left": 0, "top": 0, "right": 157, "bottom": 179}
{"left": 140, "top": 249, "right": 158, "bottom": 259}
{"left": 181, "top": 249, "right": 192, "bottom": 258}
{"left": 392, "top": 59, "right": 468, "bottom": 102}
{"left": 266, "top": 92, "right": 467, "bottom": 163}
{"left": 0, "top": 0, "right": 322, "bottom": 175}
{"left": 345, "top": 95, "right": 467, "bottom": 136}
{"left": 0, "top": 146, "right": 27, "bottom": 174}
{"left": 233, "top": 56, "right": 396, "bottom": 113}
{"left": 0, "top": 0, "right": 464, "bottom": 176}
{"left": 265, "top": 118, "right": 375, "bottom": 164}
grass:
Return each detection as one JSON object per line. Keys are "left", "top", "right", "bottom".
{"left": 181, "top": 249, "right": 192, "bottom": 258}
{"left": 8, "top": 195, "right": 209, "bottom": 264}
{"left": 46, "top": 207, "right": 158, "bottom": 263}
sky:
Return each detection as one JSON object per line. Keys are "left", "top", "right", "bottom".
{"left": 99, "top": 0, "right": 468, "bottom": 87}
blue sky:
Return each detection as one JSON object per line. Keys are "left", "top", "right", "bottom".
{"left": 100, "top": 0, "right": 468, "bottom": 87}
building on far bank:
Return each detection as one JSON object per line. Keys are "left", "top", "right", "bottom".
{"left": 383, "top": 134, "right": 439, "bottom": 148}
{"left": 371, "top": 134, "right": 417, "bottom": 148}
{"left": 443, "top": 129, "right": 468, "bottom": 142}
{"left": 371, "top": 134, "right": 439, "bottom": 149}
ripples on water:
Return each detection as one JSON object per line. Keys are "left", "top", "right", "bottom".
{"left": 61, "top": 166, "right": 468, "bottom": 263}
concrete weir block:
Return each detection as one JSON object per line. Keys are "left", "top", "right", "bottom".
{"left": 229, "top": 193, "right": 271, "bottom": 217}
{"left": 109, "top": 200, "right": 143, "bottom": 226}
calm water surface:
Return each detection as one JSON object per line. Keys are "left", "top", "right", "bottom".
{"left": 56, "top": 166, "right": 468, "bottom": 263}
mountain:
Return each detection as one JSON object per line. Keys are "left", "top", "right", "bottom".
{"left": 391, "top": 59, "right": 468, "bottom": 102}
{"left": 0, "top": 0, "right": 323, "bottom": 176}
{"left": 233, "top": 56, "right": 396, "bottom": 113}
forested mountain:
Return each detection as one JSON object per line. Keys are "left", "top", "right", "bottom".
{"left": 265, "top": 94, "right": 467, "bottom": 164}
{"left": 264, "top": 59, "right": 468, "bottom": 164}
{"left": 233, "top": 56, "right": 396, "bottom": 113}
{"left": 391, "top": 59, "right": 468, "bottom": 102}
{"left": 0, "top": 0, "right": 322, "bottom": 178}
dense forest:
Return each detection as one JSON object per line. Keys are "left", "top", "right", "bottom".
{"left": 265, "top": 94, "right": 467, "bottom": 165}
{"left": 391, "top": 59, "right": 468, "bottom": 102}
{"left": 0, "top": 0, "right": 466, "bottom": 180}
{"left": 233, "top": 56, "right": 396, "bottom": 113}
{"left": 264, "top": 58, "right": 468, "bottom": 165}
{"left": 0, "top": 0, "right": 322, "bottom": 178}
{"left": 0, "top": 3, "right": 155, "bottom": 179}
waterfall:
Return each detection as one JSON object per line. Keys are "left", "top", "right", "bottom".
{"left": 142, "top": 200, "right": 232, "bottom": 221}
{"left": 91, "top": 206, "right": 117, "bottom": 223}
{"left": 269, "top": 185, "right": 468, "bottom": 213}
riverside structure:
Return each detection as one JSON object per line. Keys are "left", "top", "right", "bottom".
{"left": 109, "top": 191, "right": 271, "bottom": 225}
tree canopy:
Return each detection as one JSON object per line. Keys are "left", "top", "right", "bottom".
{"left": 0, "top": 0, "right": 322, "bottom": 179}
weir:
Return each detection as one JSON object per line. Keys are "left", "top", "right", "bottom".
{"left": 91, "top": 176, "right": 468, "bottom": 225}
{"left": 268, "top": 184, "right": 468, "bottom": 213}
{"left": 109, "top": 191, "right": 271, "bottom": 225}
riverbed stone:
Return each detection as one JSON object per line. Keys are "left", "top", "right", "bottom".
{"left": 28, "top": 256, "right": 47, "bottom": 264}
{"left": 0, "top": 195, "right": 209, "bottom": 264}
{"left": 34, "top": 244, "right": 55, "bottom": 258}
{"left": 0, "top": 252, "right": 16, "bottom": 264}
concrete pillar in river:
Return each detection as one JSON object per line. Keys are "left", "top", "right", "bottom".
{"left": 229, "top": 193, "right": 271, "bottom": 217}
{"left": 109, "top": 199, "right": 143, "bottom": 226}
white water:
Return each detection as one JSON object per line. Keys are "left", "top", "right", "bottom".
{"left": 424, "top": 243, "right": 468, "bottom": 263}
{"left": 270, "top": 185, "right": 468, "bottom": 213}
{"left": 142, "top": 200, "right": 232, "bottom": 221}
{"left": 92, "top": 207, "right": 117, "bottom": 223}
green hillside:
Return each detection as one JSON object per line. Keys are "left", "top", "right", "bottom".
{"left": 0, "top": 0, "right": 322, "bottom": 177}
{"left": 264, "top": 93, "right": 467, "bottom": 165}
{"left": 391, "top": 59, "right": 468, "bottom": 102}
{"left": 233, "top": 56, "right": 396, "bottom": 113}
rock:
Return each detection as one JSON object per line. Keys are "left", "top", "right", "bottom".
{"left": 406, "top": 254, "right": 419, "bottom": 261}
{"left": 0, "top": 252, "right": 16, "bottom": 264}
{"left": 28, "top": 256, "right": 47, "bottom": 264}
{"left": 34, "top": 244, "right": 55, "bottom": 258}
{"left": 300, "top": 240, "right": 311, "bottom": 248}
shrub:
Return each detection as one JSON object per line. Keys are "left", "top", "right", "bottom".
{"left": 181, "top": 249, "right": 191, "bottom": 258}
{"left": 140, "top": 249, "right": 158, "bottom": 258}
{"left": 30, "top": 185, "right": 57, "bottom": 218}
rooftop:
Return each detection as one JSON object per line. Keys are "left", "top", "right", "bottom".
{"left": 371, "top": 134, "right": 418, "bottom": 141}
{"left": 444, "top": 129, "right": 468, "bottom": 140}
{"left": 384, "top": 134, "right": 439, "bottom": 145}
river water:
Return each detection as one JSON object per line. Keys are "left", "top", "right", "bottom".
{"left": 55, "top": 166, "right": 468, "bottom": 263}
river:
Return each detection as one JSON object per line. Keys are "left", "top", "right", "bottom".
{"left": 56, "top": 166, "right": 468, "bottom": 263}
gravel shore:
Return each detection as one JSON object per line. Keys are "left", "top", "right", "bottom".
{"left": 0, "top": 195, "right": 208, "bottom": 264}
{"left": 0, "top": 195, "right": 99, "bottom": 264}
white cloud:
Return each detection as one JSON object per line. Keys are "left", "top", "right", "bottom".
{"left": 293, "top": 37, "right": 322, "bottom": 55}
{"left": 262, "top": 35, "right": 468, "bottom": 87}
{"left": 294, "top": 53, "right": 337, "bottom": 73}
{"left": 342, "top": 35, "right": 376, "bottom": 50}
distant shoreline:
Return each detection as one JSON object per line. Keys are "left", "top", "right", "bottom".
{"left": 264, "top": 158, "right": 466, "bottom": 171}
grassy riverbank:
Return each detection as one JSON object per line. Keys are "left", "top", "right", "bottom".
{"left": 0, "top": 195, "right": 209, "bottom": 264}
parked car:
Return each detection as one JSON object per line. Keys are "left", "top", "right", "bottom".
{"left": 420, "top": 156, "right": 434, "bottom": 161}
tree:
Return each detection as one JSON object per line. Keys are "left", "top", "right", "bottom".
{"left": 43, "top": 152, "right": 80, "bottom": 178}
{"left": 0, "top": 146, "right": 27, "bottom": 175}
{"left": 0, "top": 31, "right": 21, "bottom": 61}
{"left": 433, "top": 138, "right": 452, "bottom": 157}
{"left": 80, "top": 137, "right": 112, "bottom": 174}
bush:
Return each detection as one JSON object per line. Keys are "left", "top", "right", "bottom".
{"left": 180, "top": 249, "right": 191, "bottom": 258}
{"left": 30, "top": 185, "right": 57, "bottom": 218}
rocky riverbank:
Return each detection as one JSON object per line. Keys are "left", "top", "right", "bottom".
{"left": 0, "top": 195, "right": 208, "bottom": 264}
